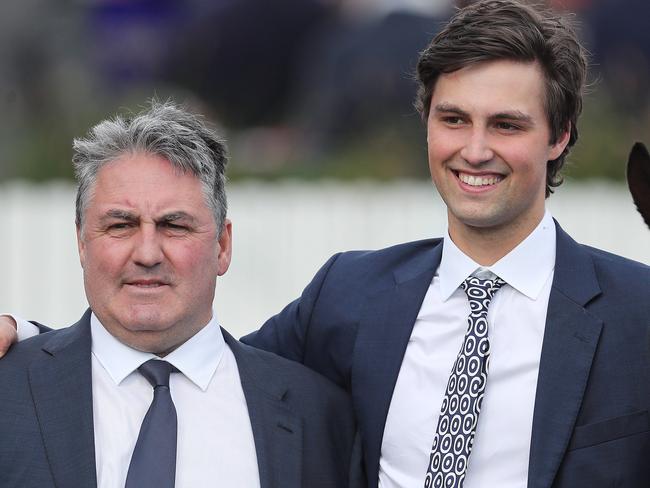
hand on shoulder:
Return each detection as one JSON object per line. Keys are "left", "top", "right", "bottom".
{"left": 0, "top": 315, "right": 17, "bottom": 358}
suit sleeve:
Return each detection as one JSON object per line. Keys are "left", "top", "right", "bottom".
{"left": 240, "top": 253, "right": 341, "bottom": 364}
{"left": 9, "top": 315, "right": 51, "bottom": 340}
{"left": 30, "top": 321, "right": 52, "bottom": 335}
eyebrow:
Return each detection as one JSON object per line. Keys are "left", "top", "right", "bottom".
{"left": 433, "top": 103, "right": 470, "bottom": 118}
{"left": 158, "top": 212, "right": 196, "bottom": 225}
{"left": 490, "top": 111, "right": 534, "bottom": 125}
{"left": 100, "top": 209, "right": 138, "bottom": 223}
{"left": 433, "top": 103, "right": 535, "bottom": 125}
{"left": 99, "top": 210, "right": 196, "bottom": 224}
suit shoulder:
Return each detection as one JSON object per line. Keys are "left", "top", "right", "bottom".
{"left": 582, "top": 244, "right": 650, "bottom": 280}
{"left": 0, "top": 328, "right": 59, "bottom": 370}
{"left": 0, "top": 329, "right": 65, "bottom": 402}
{"left": 325, "top": 238, "right": 442, "bottom": 280}
{"left": 335, "top": 238, "right": 442, "bottom": 264}
{"left": 236, "top": 340, "right": 351, "bottom": 406}
{"left": 578, "top": 245, "right": 650, "bottom": 312}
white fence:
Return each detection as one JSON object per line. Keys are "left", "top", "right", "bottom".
{"left": 1, "top": 180, "right": 648, "bottom": 338}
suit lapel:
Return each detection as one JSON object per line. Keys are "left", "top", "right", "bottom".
{"left": 527, "top": 224, "right": 603, "bottom": 488}
{"left": 224, "top": 330, "right": 302, "bottom": 488}
{"left": 352, "top": 241, "right": 442, "bottom": 486}
{"left": 28, "top": 310, "right": 97, "bottom": 488}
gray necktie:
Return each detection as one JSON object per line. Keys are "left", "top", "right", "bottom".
{"left": 424, "top": 275, "right": 505, "bottom": 488}
{"left": 125, "top": 359, "right": 179, "bottom": 488}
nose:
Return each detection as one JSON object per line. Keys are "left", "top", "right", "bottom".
{"left": 459, "top": 128, "right": 494, "bottom": 165}
{"left": 131, "top": 224, "right": 163, "bottom": 268}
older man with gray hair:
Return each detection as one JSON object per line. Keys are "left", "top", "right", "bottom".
{"left": 0, "top": 100, "right": 362, "bottom": 488}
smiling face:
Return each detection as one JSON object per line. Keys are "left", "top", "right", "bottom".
{"left": 427, "top": 59, "right": 569, "bottom": 262}
{"left": 77, "top": 153, "right": 232, "bottom": 354}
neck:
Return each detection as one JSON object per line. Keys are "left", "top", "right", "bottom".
{"left": 448, "top": 210, "right": 544, "bottom": 266}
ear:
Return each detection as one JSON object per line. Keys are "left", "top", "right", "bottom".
{"left": 216, "top": 219, "right": 232, "bottom": 276}
{"left": 549, "top": 123, "right": 571, "bottom": 160}
{"left": 76, "top": 222, "right": 86, "bottom": 269}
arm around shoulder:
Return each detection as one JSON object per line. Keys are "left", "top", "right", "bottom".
{"left": 0, "top": 315, "right": 17, "bottom": 358}
{"left": 0, "top": 314, "right": 50, "bottom": 358}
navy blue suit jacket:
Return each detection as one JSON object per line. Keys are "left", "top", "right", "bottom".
{"left": 0, "top": 311, "right": 364, "bottom": 488}
{"left": 243, "top": 222, "right": 650, "bottom": 487}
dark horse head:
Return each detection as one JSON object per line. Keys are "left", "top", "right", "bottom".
{"left": 627, "top": 142, "right": 650, "bottom": 229}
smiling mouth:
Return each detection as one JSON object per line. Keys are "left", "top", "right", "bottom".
{"left": 454, "top": 171, "right": 504, "bottom": 187}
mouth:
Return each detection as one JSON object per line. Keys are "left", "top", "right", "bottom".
{"left": 453, "top": 170, "right": 504, "bottom": 189}
{"left": 124, "top": 279, "right": 170, "bottom": 289}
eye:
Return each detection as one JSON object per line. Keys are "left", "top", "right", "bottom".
{"left": 442, "top": 116, "right": 465, "bottom": 126}
{"left": 495, "top": 121, "right": 521, "bottom": 131}
{"left": 161, "top": 222, "right": 190, "bottom": 235}
{"left": 105, "top": 222, "right": 135, "bottom": 237}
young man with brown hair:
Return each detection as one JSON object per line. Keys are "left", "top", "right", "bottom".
{"left": 243, "top": 1, "right": 650, "bottom": 486}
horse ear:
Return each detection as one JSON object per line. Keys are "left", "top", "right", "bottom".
{"left": 627, "top": 142, "right": 650, "bottom": 229}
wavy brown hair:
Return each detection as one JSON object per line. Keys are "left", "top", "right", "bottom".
{"left": 416, "top": 0, "right": 588, "bottom": 196}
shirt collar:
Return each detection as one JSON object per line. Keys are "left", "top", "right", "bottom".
{"left": 91, "top": 311, "right": 225, "bottom": 391}
{"left": 438, "top": 211, "right": 556, "bottom": 300}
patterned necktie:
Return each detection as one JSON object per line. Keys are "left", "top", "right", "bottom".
{"left": 424, "top": 275, "right": 506, "bottom": 488}
{"left": 126, "top": 359, "right": 179, "bottom": 488}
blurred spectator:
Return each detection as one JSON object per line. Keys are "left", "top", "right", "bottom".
{"left": 287, "top": 9, "right": 447, "bottom": 159}
{"left": 583, "top": 0, "right": 650, "bottom": 114}
{"left": 88, "top": 0, "right": 187, "bottom": 90}
{"left": 0, "top": 0, "right": 647, "bottom": 182}
{"left": 165, "top": 0, "right": 336, "bottom": 128}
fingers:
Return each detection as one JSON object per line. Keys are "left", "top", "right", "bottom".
{"left": 0, "top": 316, "right": 18, "bottom": 358}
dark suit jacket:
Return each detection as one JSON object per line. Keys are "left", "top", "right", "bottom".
{"left": 0, "top": 310, "right": 364, "bottom": 488}
{"left": 243, "top": 222, "right": 650, "bottom": 488}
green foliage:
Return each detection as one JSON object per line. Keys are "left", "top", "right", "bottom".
{"left": 4, "top": 91, "right": 646, "bottom": 183}
{"left": 566, "top": 93, "right": 650, "bottom": 181}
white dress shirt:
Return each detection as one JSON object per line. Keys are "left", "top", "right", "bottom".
{"left": 90, "top": 313, "right": 260, "bottom": 488}
{"left": 14, "top": 316, "right": 38, "bottom": 341}
{"left": 379, "top": 211, "right": 556, "bottom": 488}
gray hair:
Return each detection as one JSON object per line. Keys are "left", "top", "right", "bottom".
{"left": 73, "top": 100, "right": 228, "bottom": 233}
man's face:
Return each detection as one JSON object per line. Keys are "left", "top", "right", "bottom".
{"left": 427, "top": 60, "right": 569, "bottom": 249}
{"left": 77, "top": 153, "right": 232, "bottom": 354}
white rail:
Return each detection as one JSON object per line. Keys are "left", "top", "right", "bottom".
{"left": 1, "top": 180, "right": 648, "bottom": 337}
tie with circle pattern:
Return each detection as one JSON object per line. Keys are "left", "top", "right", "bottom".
{"left": 424, "top": 275, "right": 506, "bottom": 488}
{"left": 126, "top": 359, "right": 179, "bottom": 488}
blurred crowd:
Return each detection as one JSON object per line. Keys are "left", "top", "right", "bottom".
{"left": 0, "top": 0, "right": 648, "bottom": 181}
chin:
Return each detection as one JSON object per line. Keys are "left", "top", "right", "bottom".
{"left": 451, "top": 210, "right": 498, "bottom": 228}
{"left": 451, "top": 201, "right": 514, "bottom": 225}
{"left": 463, "top": 216, "right": 505, "bottom": 229}
{"left": 119, "top": 307, "right": 173, "bottom": 332}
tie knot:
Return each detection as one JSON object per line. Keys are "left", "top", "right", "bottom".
{"left": 461, "top": 275, "right": 506, "bottom": 306}
{"left": 138, "top": 359, "right": 178, "bottom": 389}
